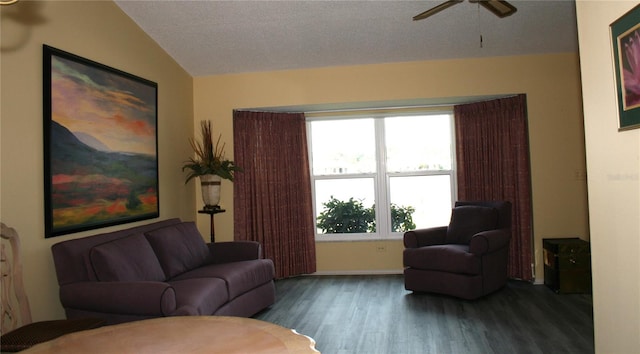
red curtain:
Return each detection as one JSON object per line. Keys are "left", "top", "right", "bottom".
{"left": 454, "top": 95, "right": 533, "bottom": 281}
{"left": 232, "top": 110, "right": 317, "bottom": 279}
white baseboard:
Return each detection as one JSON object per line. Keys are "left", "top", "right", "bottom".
{"left": 311, "top": 270, "right": 404, "bottom": 276}
{"left": 310, "top": 271, "right": 547, "bottom": 286}
{"left": 306, "top": 271, "right": 548, "bottom": 288}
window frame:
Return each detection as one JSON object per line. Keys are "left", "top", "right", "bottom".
{"left": 307, "top": 110, "right": 457, "bottom": 242}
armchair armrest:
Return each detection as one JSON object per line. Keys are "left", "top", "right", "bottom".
{"left": 403, "top": 226, "right": 448, "bottom": 248}
{"left": 469, "top": 229, "right": 511, "bottom": 255}
{"left": 208, "top": 241, "right": 262, "bottom": 264}
{"left": 59, "top": 281, "right": 177, "bottom": 316}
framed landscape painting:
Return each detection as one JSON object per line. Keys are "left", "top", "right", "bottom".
{"left": 611, "top": 4, "right": 640, "bottom": 131}
{"left": 43, "top": 45, "right": 159, "bottom": 238}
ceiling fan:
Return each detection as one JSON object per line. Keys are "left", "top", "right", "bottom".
{"left": 413, "top": 0, "right": 517, "bottom": 21}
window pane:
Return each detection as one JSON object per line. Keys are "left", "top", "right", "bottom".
{"left": 310, "top": 119, "right": 376, "bottom": 175}
{"left": 389, "top": 175, "right": 452, "bottom": 230}
{"left": 385, "top": 115, "right": 452, "bottom": 172}
{"left": 314, "top": 178, "right": 375, "bottom": 234}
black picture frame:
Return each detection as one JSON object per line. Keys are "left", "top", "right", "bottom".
{"left": 611, "top": 4, "right": 640, "bottom": 131}
{"left": 43, "top": 45, "right": 159, "bottom": 238}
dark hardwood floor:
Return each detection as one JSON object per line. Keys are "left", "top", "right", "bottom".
{"left": 253, "top": 275, "right": 594, "bottom": 354}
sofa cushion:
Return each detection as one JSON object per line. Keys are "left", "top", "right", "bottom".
{"left": 167, "top": 278, "right": 229, "bottom": 316}
{"left": 52, "top": 218, "right": 182, "bottom": 285}
{"left": 445, "top": 206, "right": 499, "bottom": 244}
{"left": 89, "top": 233, "right": 165, "bottom": 282}
{"left": 144, "top": 222, "right": 212, "bottom": 279}
{"left": 171, "top": 259, "right": 275, "bottom": 299}
{"left": 403, "top": 244, "right": 481, "bottom": 275}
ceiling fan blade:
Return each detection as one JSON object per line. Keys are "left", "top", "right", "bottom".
{"left": 470, "top": 0, "right": 517, "bottom": 18}
{"left": 413, "top": 0, "right": 464, "bottom": 21}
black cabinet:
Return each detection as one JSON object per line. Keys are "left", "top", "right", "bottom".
{"left": 543, "top": 238, "right": 592, "bottom": 294}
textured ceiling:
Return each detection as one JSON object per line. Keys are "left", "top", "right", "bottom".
{"left": 115, "top": 0, "right": 578, "bottom": 77}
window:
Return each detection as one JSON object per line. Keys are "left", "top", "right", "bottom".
{"left": 308, "top": 112, "right": 456, "bottom": 241}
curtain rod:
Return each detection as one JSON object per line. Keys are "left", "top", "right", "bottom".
{"left": 304, "top": 103, "right": 455, "bottom": 115}
{"left": 239, "top": 94, "right": 519, "bottom": 115}
{"left": 304, "top": 95, "right": 519, "bottom": 115}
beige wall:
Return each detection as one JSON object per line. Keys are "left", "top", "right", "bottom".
{"left": 576, "top": 1, "right": 640, "bottom": 352}
{"left": 0, "top": 1, "right": 194, "bottom": 321}
{"left": 194, "top": 53, "right": 588, "bottom": 279}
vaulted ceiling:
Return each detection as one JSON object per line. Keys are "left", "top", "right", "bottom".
{"left": 115, "top": 0, "right": 579, "bottom": 77}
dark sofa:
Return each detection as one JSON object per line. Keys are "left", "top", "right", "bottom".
{"left": 51, "top": 218, "right": 275, "bottom": 324}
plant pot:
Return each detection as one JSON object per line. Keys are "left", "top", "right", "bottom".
{"left": 200, "top": 174, "right": 221, "bottom": 210}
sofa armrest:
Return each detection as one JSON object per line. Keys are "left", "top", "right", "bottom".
{"left": 403, "top": 226, "right": 448, "bottom": 248}
{"left": 208, "top": 241, "right": 262, "bottom": 264}
{"left": 60, "top": 281, "right": 177, "bottom": 316}
{"left": 469, "top": 229, "right": 511, "bottom": 255}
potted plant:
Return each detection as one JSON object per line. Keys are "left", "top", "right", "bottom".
{"left": 182, "top": 120, "right": 241, "bottom": 210}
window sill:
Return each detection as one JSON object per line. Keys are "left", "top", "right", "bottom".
{"left": 315, "top": 234, "right": 403, "bottom": 242}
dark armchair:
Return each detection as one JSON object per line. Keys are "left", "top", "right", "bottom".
{"left": 403, "top": 201, "right": 512, "bottom": 300}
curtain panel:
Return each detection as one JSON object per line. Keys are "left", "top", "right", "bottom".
{"left": 454, "top": 94, "right": 533, "bottom": 281}
{"left": 233, "top": 110, "right": 317, "bottom": 279}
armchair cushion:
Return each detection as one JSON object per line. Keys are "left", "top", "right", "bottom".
{"left": 90, "top": 233, "right": 165, "bottom": 282}
{"left": 403, "top": 244, "right": 481, "bottom": 275}
{"left": 445, "top": 205, "right": 499, "bottom": 244}
{"left": 145, "top": 222, "right": 212, "bottom": 279}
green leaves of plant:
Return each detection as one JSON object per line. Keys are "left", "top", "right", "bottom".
{"left": 316, "top": 196, "right": 416, "bottom": 234}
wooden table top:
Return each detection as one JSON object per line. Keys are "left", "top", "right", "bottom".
{"left": 23, "top": 316, "right": 319, "bottom": 354}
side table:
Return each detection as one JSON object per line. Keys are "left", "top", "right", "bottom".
{"left": 198, "top": 207, "right": 226, "bottom": 242}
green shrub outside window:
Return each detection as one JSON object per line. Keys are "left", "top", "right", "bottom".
{"left": 316, "top": 196, "right": 416, "bottom": 234}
